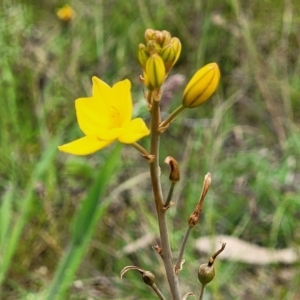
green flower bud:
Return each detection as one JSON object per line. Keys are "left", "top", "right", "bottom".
{"left": 145, "top": 54, "right": 166, "bottom": 89}
{"left": 198, "top": 263, "right": 215, "bottom": 285}
{"left": 138, "top": 43, "right": 149, "bottom": 69}
{"left": 160, "top": 44, "right": 177, "bottom": 73}
{"left": 182, "top": 63, "right": 220, "bottom": 108}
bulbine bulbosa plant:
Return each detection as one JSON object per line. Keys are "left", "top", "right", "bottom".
{"left": 59, "top": 29, "right": 225, "bottom": 300}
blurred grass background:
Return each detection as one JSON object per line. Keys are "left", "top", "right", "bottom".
{"left": 1, "top": 0, "right": 300, "bottom": 299}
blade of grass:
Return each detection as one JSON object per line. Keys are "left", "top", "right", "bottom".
{"left": 0, "top": 184, "right": 14, "bottom": 249}
{"left": 0, "top": 136, "right": 60, "bottom": 288}
{"left": 45, "top": 144, "right": 122, "bottom": 300}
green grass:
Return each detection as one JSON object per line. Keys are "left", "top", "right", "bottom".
{"left": 1, "top": 0, "right": 300, "bottom": 299}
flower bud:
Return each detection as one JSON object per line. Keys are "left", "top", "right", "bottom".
{"left": 170, "top": 37, "right": 181, "bottom": 65}
{"left": 198, "top": 263, "right": 215, "bottom": 285}
{"left": 142, "top": 72, "right": 151, "bottom": 89}
{"left": 161, "top": 30, "right": 172, "bottom": 47}
{"left": 145, "top": 54, "right": 166, "bottom": 89}
{"left": 182, "top": 63, "right": 220, "bottom": 108}
{"left": 137, "top": 44, "right": 149, "bottom": 69}
{"left": 153, "top": 30, "right": 163, "bottom": 44}
{"left": 144, "top": 28, "right": 155, "bottom": 42}
{"left": 147, "top": 40, "right": 162, "bottom": 54}
{"left": 160, "top": 44, "right": 177, "bottom": 73}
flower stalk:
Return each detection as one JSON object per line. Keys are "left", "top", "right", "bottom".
{"left": 159, "top": 104, "right": 185, "bottom": 129}
{"left": 149, "top": 97, "right": 181, "bottom": 299}
{"left": 176, "top": 173, "right": 211, "bottom": 274}
{"left": 58, "top": 28, "right": 223, "bottom": 300}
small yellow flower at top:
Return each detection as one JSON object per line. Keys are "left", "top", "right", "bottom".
{"left": 182, "top": 63, "right": 220, "bottom": 108}
{"left": 56, "top": 5, "right": 75, "bottom": 22}
{"left": 58, "top": 77, "right": 150, "bottom": 155}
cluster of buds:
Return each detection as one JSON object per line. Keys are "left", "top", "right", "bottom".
{"left": 138, "top": 29, "right": 181, "bottom": 90}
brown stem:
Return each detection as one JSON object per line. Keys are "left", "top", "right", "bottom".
{"left": 159, "top": 104, "right": 185, "bottom": 129}
{"left": 151, "top": 283, "right": 167, "bottom": 300}
{"left": 132, "top": 142, "right": 150, "bottom": 157}
{"left": 164, "top": 182, "right": 176, "bottom": 208}
{"left": 175, "top": 227, "right": 191, "bottom": 273}
{"left": 149, "top": 98, "right": 181, "bottom": 300}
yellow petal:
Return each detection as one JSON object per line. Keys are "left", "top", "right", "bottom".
{"left": 58, "top": 136, "right": 113, "bottom": 155}
{"left": 92, "top": 76, "right": 112, "bottom": 101}
{"left": 118, "top": 118, "right": 150, "bottom": 144}
{"left": 75, "top": 97, "right": 111, "bottom": 136}
{"left": 97, "top": 127, "right": 125, "bottom": 140}
{"left": 111, "top": 79, "right": 132, "bottom": 126}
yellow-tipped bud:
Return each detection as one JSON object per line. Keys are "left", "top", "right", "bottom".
{"left": 138, "top": 44, "right": 149, "bottom": 69}
{"left": 160, "top": 44, "right": 177, "bottom": 73}
{"left": 142, "top": 72, "right": 151, "bottom": 90}
{"left": 147, "top": 40, "right": 162, "bottom": 55}
{"left": 153, "top": 30, "right": 163, "bottom": 44}
{"left": 182, "top": 63, "right": 220, "bottom": 108}
{"left": 145, "top": 54, "right": 166, "bottom": 90}
{"left": 161, "top": 30, "right": 172, "bottom": 47}
{"left": 170, "top": 37, "right": 181, "bottom": 66}
{"left": 144, "top": 28, "right": 155, "bottom": 42}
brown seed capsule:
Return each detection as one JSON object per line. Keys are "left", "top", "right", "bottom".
{"left": 142, "top": 271, "right": 156, "bottom": 286}
{"left": 198, "top": 263, "right": 215, "bottom": 285}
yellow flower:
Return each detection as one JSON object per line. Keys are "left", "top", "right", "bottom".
{"left": 56, "top": 5, "right": 75, "bottom": 22}
{"left": 58, "top": 77, "right": 150, "bottom": 155}
{"left": 182, "top": 63, "right": 220, "bottom": 108}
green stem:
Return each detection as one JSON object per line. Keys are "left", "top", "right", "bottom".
{"left": 199, "top": 284, "right": 206, "bottom": 300}
{"left": 149, "top": 99, "right": 181, "bottom": 300}
{"left": 160, "top": 104, "right": 185, "bottom": 128}
{"left": 132, "top": 142, "right": 150, "bottom": 157}
{"left": 175, "top": 227, "right": 191, "bottom": 273}
{"left": 151, "top": 283, "right": 167, "bottom": 300}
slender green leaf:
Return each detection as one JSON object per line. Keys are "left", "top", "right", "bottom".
{"left": 45, "top": 144, "right": 122, "bottom": 300}
{"left": 0, "top": 137, "right": 59, "bottom": 287}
